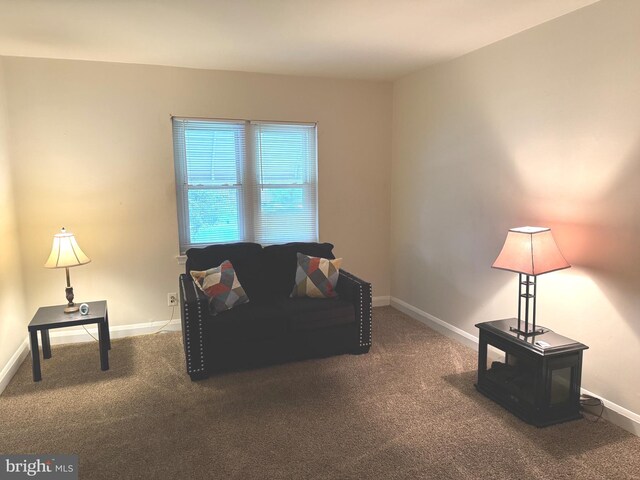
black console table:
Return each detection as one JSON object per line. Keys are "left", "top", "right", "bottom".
{"left": 475, "top": 319, "right": 588, "bottom": 427}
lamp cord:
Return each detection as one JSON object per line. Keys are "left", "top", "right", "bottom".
{"left": 81, "top": 305, "right": 176, "bottom": 341}
{"left": 151, "top": 305, "right": 176, "bottom": 334}
{"left": 82, "top": 325, "right": 99, "bottom": 342}
{"left": 580, "top": 393, "right": 604, "bottom": 422}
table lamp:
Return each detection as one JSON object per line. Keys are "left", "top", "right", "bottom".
{"left": 44, "top": 227, "right": 91, "bottom": 313}
{"left": 492, "top": 226, "right": 570, "bottom": 336}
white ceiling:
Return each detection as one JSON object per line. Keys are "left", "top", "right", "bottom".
{"left": 0, "top": 0, "right": 599, "bottom": 81}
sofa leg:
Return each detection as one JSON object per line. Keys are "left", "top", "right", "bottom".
{"left": 189, "top": 371, "right": 209, "bottom": 381}
{"left": 353, "top": 345, "right": 370, "bottom": 355}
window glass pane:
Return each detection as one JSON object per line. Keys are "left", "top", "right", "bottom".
{"left": 255, "top": 125, "right": 313, "bottom": 185}
{"left": 257, "top": 187, "right": 316, "bottom": 244}
{"left": 486, "top": 344, "right": 506, "bottom": 371}
{"left": 187, "top": 189, "right": 240, "bottom": 244}
{"left": 185, "top": 125, "right": 241, "bottom": 186}
{"left": 484, "top": 343, "right": 535, "bottom": 407}
{"left": 550, "top": 367, "right": 572, "bottom": 405}
{"left": 261, "top": 187, "right": 304, "bottom": 214}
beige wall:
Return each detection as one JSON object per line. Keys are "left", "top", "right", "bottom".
{"left": 2, "top": 58, "right": 392, "bottom": 332}
{"left": 0, "top": 57, "right": 27, "bottom": 371}
{"left": 392, "top": 0, "right": 640, "bottom": 415}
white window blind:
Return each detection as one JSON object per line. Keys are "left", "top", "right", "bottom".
{"left": 252, "top": 122, "right": 317, "bottom": 245}
{"left": 173, "top": 117, "right": 318, "bottom": 251}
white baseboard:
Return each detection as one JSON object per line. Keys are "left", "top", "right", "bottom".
{"left": 47, "top": 318, "right": 182, "bottom": 345}
{"left": 372, "top": 296, "right": 390, "bottom": 307}
{"left": 389, "top": 296, "right": 640, "bottom": 437}
{"left": 0, "top": 338, "right": 29, "bottom": 396}
{"left": 581, "top": 387, "right": 640, "bottom": 436}
{"left": 390, "top": 296, "right": 478, "bottom": 349}
{"left": 0, "top": 318, "right": 182, "bottom": 396}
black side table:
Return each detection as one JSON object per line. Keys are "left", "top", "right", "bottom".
{"left": 475, "top": 318, "right": 588, "bottom": 427}
{"left": 28, "top": 300, "right": 111, "bottom": 382}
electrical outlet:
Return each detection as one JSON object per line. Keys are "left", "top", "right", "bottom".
{"left": 167, "top": 293, "right": 178, "bottom": 307}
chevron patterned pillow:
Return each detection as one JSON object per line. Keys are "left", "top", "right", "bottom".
{"left": 290, "top": 253, "right": 343, "bottom": 299}
{"left": 190, "top": 260, "right": 249, "bottom": 313}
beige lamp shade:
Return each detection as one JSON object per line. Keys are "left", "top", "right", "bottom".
{"left": 492, "top": 226, "right": 570, "bottom": 276}
{"left": 44, "top": 227, "right": 91, "bottom": 268}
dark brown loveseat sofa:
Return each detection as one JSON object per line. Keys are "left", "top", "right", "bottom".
{"left": 179, "top": 242, "right": 372, "bottom": 380}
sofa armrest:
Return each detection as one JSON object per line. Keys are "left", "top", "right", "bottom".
{"left": 337, "top": 270, "right": 372, "bottom": 350}
{"left": 179, "top": 273, "right": 209, "bottom": 379}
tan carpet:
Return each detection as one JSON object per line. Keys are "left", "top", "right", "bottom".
{"left": 0, "top": 307, "right": 638, "bottom": 479}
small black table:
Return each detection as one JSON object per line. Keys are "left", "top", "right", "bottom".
{"left": 475, "top": 318, "right": 588, "bottom": 427}
{"left": 28, "top": 300, "right": 111, "bottom": 382}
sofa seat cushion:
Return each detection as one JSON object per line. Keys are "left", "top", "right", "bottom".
{"left": 277, "top": 297, "right": 355, "bottom": 331}
{"left": 207, "top": 302, "right": 286, "bottom": 341}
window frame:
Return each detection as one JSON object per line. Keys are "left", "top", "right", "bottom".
{"left": 173, "top": 116, "right": 319, "bottom": 253}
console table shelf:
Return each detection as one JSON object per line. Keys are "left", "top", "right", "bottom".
{"left": 475, "top": 318, "right": 588, "bottom": 427}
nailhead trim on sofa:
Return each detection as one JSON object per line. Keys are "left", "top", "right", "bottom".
{"left": 337, "top": 270, "right": 372, "bottom": 348}
{"left": 179, "top": 274, "right": 206, "bottom": 375}
{"left": 179, "top": 269, "right": 372, "bottom": 379}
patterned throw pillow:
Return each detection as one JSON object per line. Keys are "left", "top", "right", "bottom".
{"left": 290, "top": 253, "right": 343, "bottom": 299}
{"left": 190, "top": 260, "right": 249, "bottom": 314}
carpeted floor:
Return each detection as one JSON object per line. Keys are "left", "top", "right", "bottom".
{"left": 1, "top": 307, "right": 638, "bottom": 479}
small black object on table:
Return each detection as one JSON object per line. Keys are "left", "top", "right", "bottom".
{"left": 475, "top": 318, "right": 588, "bottom": 427}
{"left": 28, "top": 300, "right": 111, "bottom": 382}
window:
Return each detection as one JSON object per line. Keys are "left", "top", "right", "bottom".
{"left": 172, "top": 118, "right": 318, "bottom": 251}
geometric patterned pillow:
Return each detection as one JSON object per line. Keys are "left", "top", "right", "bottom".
{"left": 190, "top": 260, "right": 249, "bottom": 314}
{"left": 290, "top": 253, "right": 343, "bottom": 299}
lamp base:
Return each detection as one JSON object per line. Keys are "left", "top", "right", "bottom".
{"left": 509, "top": 325, "right": 549, "bottom": 337}
{"left": 64, "top": 282, "right": 78, "bottom": 313}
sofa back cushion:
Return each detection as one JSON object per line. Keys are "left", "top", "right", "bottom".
{"left": 262, "top": 242, "right": 335, "bottom": 299}
{"left": 185, "top": 243, "right": 263, "bottom": 302}
{"left": 185, "top": 241, "right": 335, "bottom": 303}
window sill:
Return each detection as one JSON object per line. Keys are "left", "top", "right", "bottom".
{"left": 176, "top": 255, "right": 187, "bottom": 265}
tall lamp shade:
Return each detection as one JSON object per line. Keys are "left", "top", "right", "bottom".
{"left": 492, "top": 227, "right": 569, "bottom": 336}
{"left": 45, "top": 227, "right": 91, "bottom": 313}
